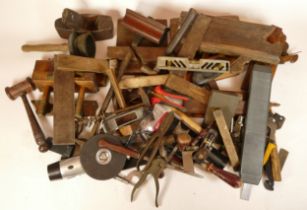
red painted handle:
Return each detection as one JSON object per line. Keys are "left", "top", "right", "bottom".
{"left": 154, "top": 86, "right": 189, "bottom": 101}
{"left": 207, "top": 163, "right": 242, "bottom": 188}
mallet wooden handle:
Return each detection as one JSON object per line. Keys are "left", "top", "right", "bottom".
{"left": 21, "top": 95, "right": 49, "bottom": 152}
{"left": 22, "top": 43, "right": 68, "bottom": 52}
{"left": 5, "top": 78, "right": 49, "bottom": 152}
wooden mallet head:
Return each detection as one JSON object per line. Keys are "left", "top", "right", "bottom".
{"left": 5, "top": 77, "right": 35, "bottom": 100}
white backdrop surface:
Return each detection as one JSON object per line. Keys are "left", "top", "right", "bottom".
{"left": 0, "top": 1, "right": 307, "bottom": 210}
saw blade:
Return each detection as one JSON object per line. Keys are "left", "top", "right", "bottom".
{"left": 80, "top": 134, "right": 126, "bottom": 180}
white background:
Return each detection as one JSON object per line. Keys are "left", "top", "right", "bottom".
{"left": 1, "top": 0, "right": 307, "bottom": 210}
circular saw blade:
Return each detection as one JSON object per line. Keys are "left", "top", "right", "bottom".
{"left": 80, "top": 134, "right": 126, "bottom": 180}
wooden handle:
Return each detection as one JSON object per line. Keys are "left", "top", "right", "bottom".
{"left": 119, "top": 75, "right": 168, "bottom": 89}
{"left": 37, "top": 86, "right": 51, "bottom": 116}
{"left": 21, "top": 95, "right": 49, "bottom": 152}
{"left": 98, "top": 140, "right": 140, "bottom": 159}
{"left": 271, "top": 147, "right": 282, "bottom": 181}
{"left": 106, "top": 68, "right": 126, "bottom": 108}
{"left": 75, "top": 87, "right": 86, "bottom": 117}
{"left": 263, "top": 142, "right": 276, "bottom": 165}
{"left": 22, "top": 43, "right": 68, "bottom": 52}
{"left": 171, "top": 108, "right": 202, "bottom": 133}
{"left": 206, "top": 163, "right": 242, "bottom": 188}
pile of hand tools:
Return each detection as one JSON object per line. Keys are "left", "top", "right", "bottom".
{"left": 5, "top": 8, "right": 298, "bottom": 207}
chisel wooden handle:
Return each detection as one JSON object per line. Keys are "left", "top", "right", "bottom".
{"left": 22, "top": 43, "right": 68, "bottom": 52}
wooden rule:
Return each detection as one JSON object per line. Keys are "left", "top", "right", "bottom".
{"left": 213, "top": 109, "right": 239, "bottom": 168}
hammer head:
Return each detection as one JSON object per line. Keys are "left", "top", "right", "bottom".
{"left": 5, "top": 77, "right": 35, "bottom": 100}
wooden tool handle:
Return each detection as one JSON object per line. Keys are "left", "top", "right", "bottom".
{"left": 106, "top": 68, "right": 126, "bottom": 108}
{"left": 271, "top": 147, "right": 282, "bottom": 181}
{"left": 21, "top": 43, "right": 68, "bottom": 52}
{"left": 206, "top": 163, "right": 242, "bottom": 188}
{"left": 37, "top": 86, "right": 51, "bottom": 116}
{"left": 263, "top": 142, "right": 276, "bottom": 165}
{"left": 171, "top": 108, "right": 202, "bottom": 133}
{"left": 98, "top": 140, "right": 140, "bottom": 159}
{"left": 75, "top": 87, "right": 86, "bottom": 117}
{"left": 21, "top": 95, "right": 49, "bottom": 152}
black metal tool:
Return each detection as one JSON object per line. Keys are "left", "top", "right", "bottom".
{"left": 263, "top": 112, "right": 286, "bottom": 190}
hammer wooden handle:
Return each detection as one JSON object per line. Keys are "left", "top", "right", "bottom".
{"left": 22, "top": 43, "right": 68, "bottom": 52}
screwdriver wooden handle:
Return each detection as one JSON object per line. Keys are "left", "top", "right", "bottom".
{"left": 21, "top": 43, "right": 68, "bottom": 52}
